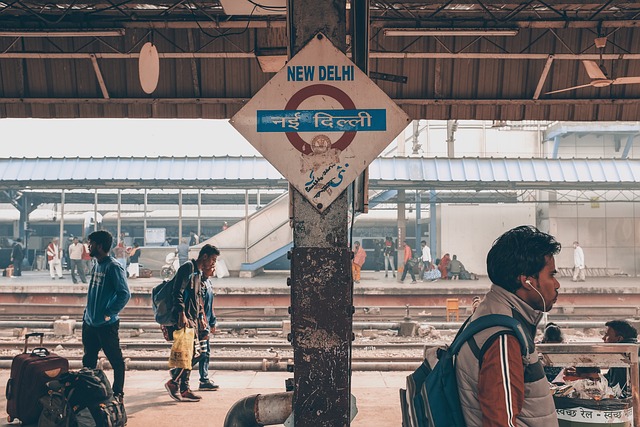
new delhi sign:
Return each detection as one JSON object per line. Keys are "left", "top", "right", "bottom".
{"left": 230, "top": 33, "right": 410, "bottom": 212}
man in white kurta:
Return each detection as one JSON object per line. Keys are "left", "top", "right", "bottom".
{"left": 572, "top": 241, "right": 585, "bottom": 282}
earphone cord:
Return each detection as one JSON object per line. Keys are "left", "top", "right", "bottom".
{"left": 530, "top": 285, "right": 546, "bottom": 313}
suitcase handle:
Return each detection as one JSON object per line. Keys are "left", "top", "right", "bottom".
{"left": 23, "top": 332, "right": 44, "bottom": 353}
{"left": 5, "top": 378, "right": 12, "bottom": 400}
{"left": 32, "top": 347, "right": 50, "bottom": 357}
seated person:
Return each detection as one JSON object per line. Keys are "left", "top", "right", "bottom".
{"left": 447, "top": 254, "right": 464, "bottom": 280}
{"left": 540, "top": 323, "right": 565, "bottom": 382}
{"left": 602, "top": 319, "right": 638, "bottom": 396}
{"left": 556, "top": 320, "right": 637, "bottom": 395}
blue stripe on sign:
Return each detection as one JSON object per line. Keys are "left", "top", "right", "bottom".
{"left": 257, "top": 109, "right": 387, "bottom": 132}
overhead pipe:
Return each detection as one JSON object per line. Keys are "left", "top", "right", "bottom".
{"left": 224, "top": 392, "right": 292, "bottom": 427}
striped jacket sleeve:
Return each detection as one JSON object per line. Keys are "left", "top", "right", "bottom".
{"left": 477, "top": 334, "right": 525, "bottom": 426}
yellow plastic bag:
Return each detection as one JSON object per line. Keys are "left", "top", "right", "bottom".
{"left": 168, "top": 327, "right": 194, "bottom": 369}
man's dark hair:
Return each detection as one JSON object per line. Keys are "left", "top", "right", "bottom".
{"left": 542, "top": 322, "right": 564, "bottom": 343}
{"left": 198, "top": 244, "right": 220, "bottom": 259}
{"left": 88, "top": 230, "right": 113, "bottom": 253}
{"left": 487, "top": 225, "right": 561, "bottom": 293}
{"left": 605, "top": 320, "right": 638, "bottom": 343}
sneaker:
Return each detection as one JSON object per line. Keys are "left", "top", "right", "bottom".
{"left": 384, "top": 274, "right": 388, "bottom": 278}
{"left": 180, "top": 389, "right": 202, "bottom": 402}
{"left": 199, "top": 381, "right": 219, "bottom": 391}
{"left": 165, "top": 380, "right": 182, "bottom": 402}
{"left": 410, "top": 280, "right": 417, "bottom": 284}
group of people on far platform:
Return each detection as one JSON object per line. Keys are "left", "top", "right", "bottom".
{"left": 351, "top": 238, "right": 473, "bottom": 283}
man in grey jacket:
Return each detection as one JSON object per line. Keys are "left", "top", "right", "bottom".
{"left": 455, "top": 225, "right": 561, "bottom": 427}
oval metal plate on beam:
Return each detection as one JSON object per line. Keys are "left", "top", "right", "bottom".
{"left": 139, "top": 42, "right": 159, "bottom": 94}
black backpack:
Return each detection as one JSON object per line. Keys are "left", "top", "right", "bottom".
{"left": 38, "top": 385, "right": 78, "bottom": 427}
{"left": 152, "top": 261, "right": 194, "bottom": 325}
{"left": 42, "top": 369, "right": 127, "bottom": 427}
{"left": 60, "top": 368, "right": 113, "bottom": 410}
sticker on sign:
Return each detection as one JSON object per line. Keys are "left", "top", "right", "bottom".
{"left": 230, "top": 33, "right": 410, "bottom": 212}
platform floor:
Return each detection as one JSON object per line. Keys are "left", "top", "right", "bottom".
{"left": 1, "top": 269, "right": 639, "bottom": 294}
{"left": 0, "top": 369, "right": 407, "bottom": 427}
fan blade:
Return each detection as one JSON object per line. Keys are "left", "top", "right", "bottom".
{"left": 612, "top": 76, "right": 640, "bottom": 85}
{"left": 583, "top": 60, "right": 607, "bottom": 80}
{"left": 545, "top": 83, "right": 593, "bottom": 95}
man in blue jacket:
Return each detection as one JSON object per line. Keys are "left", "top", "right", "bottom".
{"left": 83, "top": 230, "right": 131, "bottom": 402}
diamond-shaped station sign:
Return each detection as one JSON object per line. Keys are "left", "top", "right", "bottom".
{"left": 230, "top": 34, "right": 410, "bottom": 212}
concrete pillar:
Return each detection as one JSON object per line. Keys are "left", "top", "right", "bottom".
{"left": 288, "top": 1, "right": 352, "bottom": 424}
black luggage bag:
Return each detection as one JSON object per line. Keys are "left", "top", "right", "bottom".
{"left": 6, "top": 332, "right": 69, "bottom": 424}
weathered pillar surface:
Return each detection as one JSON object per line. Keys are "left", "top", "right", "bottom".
{"left": 288, "top": 1, "right": 352, "bottom": 426}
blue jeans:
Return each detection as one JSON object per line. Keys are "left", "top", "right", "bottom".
{"left": 198, "top": 338, "right": 211, "bottom": 382}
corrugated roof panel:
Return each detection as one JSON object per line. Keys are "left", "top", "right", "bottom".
{"left": 461, "top": 158, "right": 481, "bottom": 182}
{"left": 617, "top": 161, "right": 639, "bottom": 182}
{"left": 3, "top": 158, "right": 24, "bottom": 181}
{"left": 601, "top": 159, "right": 621, "bottom": 182}
{"left": 488, "top": 158, "right": 509, "bottom": 182}
{"left": 3, "top": 157, "right": 640, "bottom": 191}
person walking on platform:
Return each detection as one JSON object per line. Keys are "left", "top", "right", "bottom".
{"left": 198, "top": 276, "right": 219, "bottom": 391}
{"left": 352, "top": 241, "right": 366, "bottom": 284}
{"left": 400, "top": 240, "right": 417, "bottom": 284}
{"left": 383, "top": 236, "right": 396, "bottom": 278}
{"left": 83, "top": 230, "right": 131, "bottom": 403}
{"left": 68, "top": 236, "right": 87, "bottom": 284}
{"left": 455, "top": 225, "right": 561, "bottom": 427}
{"left": 572, "top": 241, "right": 585, "bottom": 282}
{"left": 189, "top": 231, "right": 199, "bottom": 246}
{"left": 10, "top": 238, "right": 24, "bottom": 277}
{"left": 165, "top": 244, "right": 220, "bottom": 402}
{"left": 177, "top": 238, "right": 190, "bottom": 266}
{"left": 419, "top": 240, "right": 432, "bottom": 281}
{"left": 46, "top": 237, "right": 64, "bottom": 280}
{"left": 127, "top": 242, "right": 141, "bottom": 279}
{"left": 113, "top": 240, "right": 127, "bottom": 272}
{"left": 81, "top": 238, "right": 93, "bottom": 275}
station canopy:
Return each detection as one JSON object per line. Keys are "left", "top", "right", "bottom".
{"left": 0, "top": 1, "right": 639, "bottom": 121}
{"left": 1, "top": 156, "right": 639, "bottom": 192}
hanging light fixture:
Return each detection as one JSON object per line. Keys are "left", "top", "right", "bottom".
{"left": 139, "top": 41, "right": 160, "bottom": 94}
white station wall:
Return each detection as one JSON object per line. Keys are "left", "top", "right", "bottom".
{"left": 438, "top": 203, "right": 536, "bottom": 276}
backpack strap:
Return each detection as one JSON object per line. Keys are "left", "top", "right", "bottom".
{"left": 449, "top": 314, "right": 530, "bottom": 358}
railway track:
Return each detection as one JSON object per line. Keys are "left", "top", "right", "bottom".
{"left": 5, "top": 303, "right": 639, "bottom": 322}
{"left": 0, "top": 340, "right": 427, "bottom": 352}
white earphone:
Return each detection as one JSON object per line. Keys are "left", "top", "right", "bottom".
{"left": 525, "top": 279, "right": 546, "bottom": 312}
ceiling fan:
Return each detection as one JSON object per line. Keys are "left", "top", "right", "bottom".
{"left": 545, "top": 60, "right": 640, "bottom": 95}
